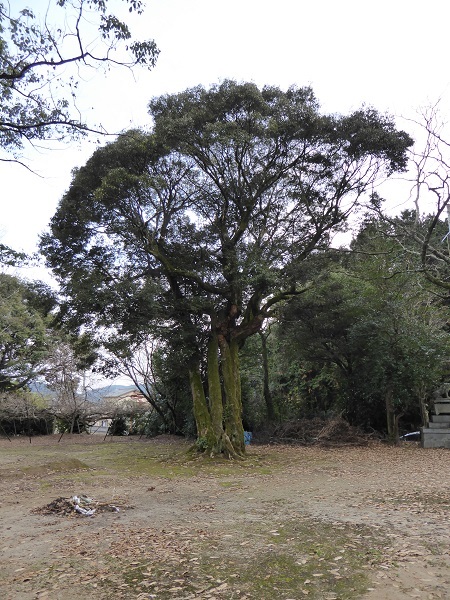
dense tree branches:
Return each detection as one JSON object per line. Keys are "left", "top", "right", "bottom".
{"left": 0, "top": 0, "right": 159, "bottom": 159}
{"left": 41, "top": 81, "right": 413, "bottom": 455}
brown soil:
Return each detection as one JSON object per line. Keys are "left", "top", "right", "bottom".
{"left": 0, "top": 434, "right": 449, "bottom": 599}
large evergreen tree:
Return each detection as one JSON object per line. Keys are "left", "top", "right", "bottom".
{"left": 41, "top": 81, "right": 412, "bottom": 456}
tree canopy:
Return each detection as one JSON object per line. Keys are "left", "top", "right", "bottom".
{"left": 41, "top": 81, "right": 413, "bottom": 455}
{"left": 0, "top": 273, "right": 56, "bottom": 392}
{"left": 0, "top": 0, "right": 159, "bottom": 161}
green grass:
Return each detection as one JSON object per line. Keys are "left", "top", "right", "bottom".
{"left": 63, "top": 438, "right": 278, "bottom": 479}
{"left": 112, "top": 517, "right": 388, "bottom": 599}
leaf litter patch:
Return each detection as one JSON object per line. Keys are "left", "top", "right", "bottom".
{"left": 33, "top": 494, "right": 134, "bottom": 517}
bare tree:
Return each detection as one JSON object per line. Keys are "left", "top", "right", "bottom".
{"left": 106, "top": 336, "right": 181, "bottom": 432}
{"left": 373, "top": 104, "right": 450, "bottom": 291}
{"left": 406, "top": 105, "right": 450, "bottom": 285}
{"left": 45, "top": 342, "right": 97, "bottom": 433}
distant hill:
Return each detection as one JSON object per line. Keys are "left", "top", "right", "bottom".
{"left": 89, "top": 384, "right": 137, "bottom": 401}
{"left": 30, "top": 382, "right": 54, "bottom": 397}
{"left": 30, "top": 382, "right": 137, "bottom": 401}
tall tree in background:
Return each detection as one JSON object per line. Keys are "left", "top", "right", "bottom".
{"left": 41, "top": 81, "right": 412, "bottom": 456}
{"left": 0, "top": 273, "right": 56, "bottom": 392}
{"left": 348, "top": 218, "right": 450, "bottom": 441}
{"left": 0, "top": 0, "right": 158, "bottom": 162}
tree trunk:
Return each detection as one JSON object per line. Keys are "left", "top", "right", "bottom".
{"left": 189, "top": 365, "right": 215, "bottom": 450}
{"left": 219, "top": 335, "right": 245, "bottom": 456}
{"left": 207, "top": 330, "right": 224, "bottom": 441}
{"left": 385, "top": 386, "right": 400, "bottom": 445}
{"left": 259, "top": 330, "right": 276, "bottom": 422}
{"left": 419, "top": 394, "right": 429, "bottom": 428}
{"left": 189, "top": 340, "right": 246, "bottom": 458}
{"left": 189, "top": 326, "right": 246, "bottom": 459}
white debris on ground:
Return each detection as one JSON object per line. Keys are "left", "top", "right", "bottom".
{"left": 72, "top": 495, "right": 99, "bottom": 516}
{"left": 33, "top": 494, "right": 128, "bottom": 517}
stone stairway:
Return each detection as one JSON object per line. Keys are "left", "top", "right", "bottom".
{"left": 421, "top": 389, "right": 450, "bottom": 449}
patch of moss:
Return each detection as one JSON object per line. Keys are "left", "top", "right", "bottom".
{"left": 193, "top": 518, "right": 387, "bottom": 600}
{"left": 0, "top": 438, "right": 283, "bottom": 482}
{"left": 72, "top": 441, "right": 277, "bottom": 479}
{"left": 218, "top": 480, "right": 242, "bottom": 488}
{"left": 108, "top": 517, "right": 390, "bottom": 600}
{"left": 22, "top": 458, "right": 91, "bottom": 476}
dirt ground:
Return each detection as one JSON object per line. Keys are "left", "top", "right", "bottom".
{"left": 0, "top": 434, "right": 449, "bottom": 600}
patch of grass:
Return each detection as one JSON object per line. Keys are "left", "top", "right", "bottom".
{"left": 240, "top": 551, "right": 369, "bottom": 599}
{"left": 193, "top": 518, "right": 387, "bottom": 600}
{"left": 106, "top": 517, "right": 389, "bottom": 600}
{"left": 0, "top": 458, "right": 91, "bottom": 479}
{"left": 17, "top": 458, "right": 91, "bottom": 477}
{"left": 0, "top": 437, "right": 297, "bottom": 482}
{"left": 218, "top": 480, "right": 242, "bottom": 488}
{"left": 70, "top": 440, "right": 278, "bottom": 479}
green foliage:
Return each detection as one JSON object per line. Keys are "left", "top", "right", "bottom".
{"left": 240, "top": 338, "right": 265, "bottom": 428}
{"left": 195, "top": 436, "right": 208, "bottom": 451}
{"left": 109, "top": 415, "right": 128, "bottom": 436}
{"left": 0, "top": 1, "right": 158, "bottom": 158}
{"left": 55, "top": 415, "right": 88, "bottom": 434}
{"left": 274, "top": 216, "right": 450, "bottom": 434}
{"left": 0, "top": 243, "right": 28, "bottom": 267}
{"left": 0, "top": 273, "right": 56, "bottom": 392}
{"left": 41, "top": 83, "right": 412, "bottom": 344}
{"left": 0, "top": 275, "right": 100, "bottom": 436}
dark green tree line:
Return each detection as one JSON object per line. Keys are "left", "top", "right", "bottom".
{"left": 274, "top": 216, "right": 450, "bottom": 442}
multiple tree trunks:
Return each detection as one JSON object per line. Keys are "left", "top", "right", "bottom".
{"left": 189, "top": 330, "right": 245, "bottom": 458}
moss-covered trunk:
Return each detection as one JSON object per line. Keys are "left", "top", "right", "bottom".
{"left": 189, "top": 366, "right": 215, "bottom": 450}
{"left": 219, "top": 334, "right": 245, "bottom": 456}
{"left": 207, "top": 330, "right": 224, "bottom": 441}
{"left": 189, "top": 331, "right": 245, "bottom": 458}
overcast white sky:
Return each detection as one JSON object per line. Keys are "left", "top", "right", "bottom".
{"left": 2, "top": 0, "right": 450, "bottom": 278}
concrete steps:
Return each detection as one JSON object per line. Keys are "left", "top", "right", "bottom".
{"left": 421, "top": 395, "right": 450, "bottom": 449}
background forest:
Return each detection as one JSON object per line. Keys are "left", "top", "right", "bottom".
{"left": 3, "top": 204, "right": 450, "bottom": 448}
